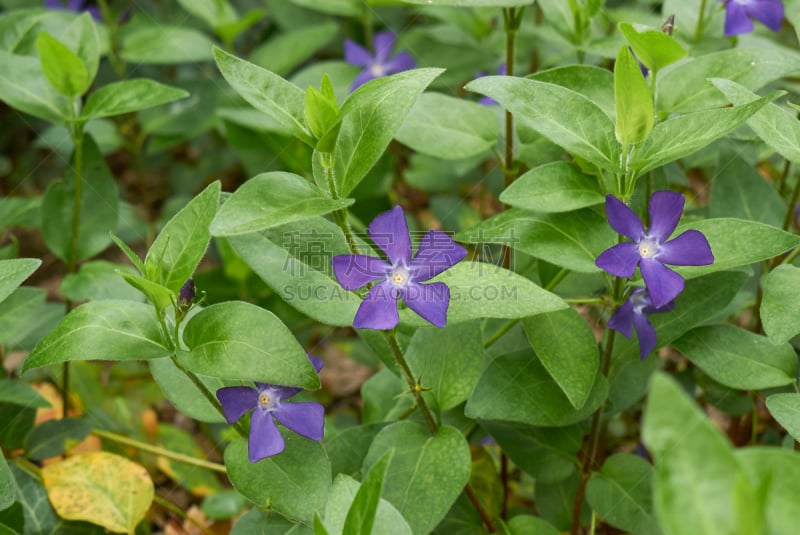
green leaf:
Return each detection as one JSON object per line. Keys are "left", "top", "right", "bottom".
{"left": 0, "top": 50, "right": 71, "bottom": 123}
{"left": 395, "top": 92, "right": 498, "bottom": 160}
{"left": 458, "top": 207, "right": 615, "bottom": 273}
{"left": 231, "top": 509, "right": 312, "bottom": 534}
{"left": 0, "top": 379, "right": 50, "bottom": 409}
{"left": 404, "top": 321, "right": 489, "bottom": 411}
{"left": 766, "top": 393, "right": 800, "bottom": 442}
{"left": 36, "top": 31, "right": 89, "bottom": 97}
{"left": 145, "top": 181, "right": 219, "bottom": 294}
{"left": 401, "top": 0, "right": 533, "bottom": 5}
{"left": 214, "top": 47, "right": 313, "bottom": 145}
{"left": 499, "top": 161, "right": 604, "bottom": 213}
{"left": 201, "top": 490, "right": 247, "bottom": 520}
{"left": 343, "top": 451, "right": 392, "bottom": 535}
{"left": 586, "top": 453, "right": 663, "bottom": 535}
{"left": 614, "top": 45, "right": 654, "bottom": 145}
{"left": 0, "top": 457, "right": 13, "bottom": 512}
{"left": 657, "top": 48, "right": 800, "bottom": 114}
{"left": 41, "top": 135, "right": 119, "bottom": 263}
{"left": 80, "top": 79, "right": 189, "bottom": 121}
{"left": 149, "top": 357, "right": 227, "bottom": 423}
{"left": 180, "top": 301, "right": 319, "bottom": 388}
{"left": 0, "top": 258, "right": 40, "bottom": 305}
{"left": 110, "top": 233, "right": 145, "bottom": 274}
{"left": 737, "top": 447, "right": 800, "bottom": 535}
{"left": 643, "top": 373, "right": 762, "bottom": 535}
{"left": 619, "top": 22, "right": 686, "bottom": 72}
{"left": 60, "top": 261, "right": 143, "bottom": 302}
{"left": 466, "top": 76, "right": 619, "bottom": 172}
{"left": 631, "top": 97, "right": 772, "bottom": 175}
{"left": 709, "top": 153, "right": 784, "bottom": 227}
{"left": 673, "top": 219, "right": 800, "bottom": 279}
{"left": 763, "top": 265, "right": 800, "bottom": 344}
{"left": 157, "top": 423, "right": 222, "bottom": 495}
{"left": 363, "top": 422, "right": 471, "bottom": 535}
{"left": 326, "top": 423, "right": 388, "bottom": 479}
{"left": 121, "top": 25, "right": 215, "bottom": 64}
{"left": 119, "top": 273, "right": 174, "bottom": 310}
{"left": 177, "top": 0, "right": 238, "bottom": 30}
{"left": 210, "top": 172, "right": 353, "bottom": 236}
{"left": 0, "top": 288, "right": 45, "bottom": 346}
{"left": 529, "top": 65, "right": 614, "bottom": 117}
{"left": 225, "top": 436, "right": 330, "bottom": 524}
{"left": 335, "top": 68, "right": 443, "bottom": 196}
{"left": 399, "top": 261, "right": 568, "bottom": 326}
{"left": 466, "top": 351, "right": 608, "bottom": 426}
{"left": 289, "top": 0, "right": 360, "bottom": 16}
{"left": 22, "top": 301, "right": 169, "bottom": 372}
{"left": 506, "top": 515, "right": 560, "bottom": 535}
{"left": 524, "top": 307, "right": 599, "bottom": 409}
{"left": 0, "top": 197, "right": 40, "bottom": 231}
{"left": 42, "top": 451, "right": 154, "bottom": 534}
{"left": 673, "top": 325, "right": 796, "bottom": 390}
{"left": 24, "top": 418, "right": 93, "bottom": 461}
{"left": 249, "top": 22, "right": 339, "bottom": 77}
{"left": 321, "top": 474, "right": 411, "bottom": 535}
{"left": 60, "top": 12, "right": 100, "bottom": 86}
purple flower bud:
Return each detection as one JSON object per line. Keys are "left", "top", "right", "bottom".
{"left": 179, "top": 278, "right": 194, "bottom": 306}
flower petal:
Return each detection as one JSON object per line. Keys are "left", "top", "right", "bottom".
{"left": 350, "top": 68, "right": 377, "bottom": 92}
{"left": 648, "top": 190, "right": 685, "bottom": 241}
{"left": 383, "top": 51, "right": 416, "bottom": 75}
{"left": 353, "top": 281, "right": 399, "bottom": 330}
{"left": 368, "top": 205, "right": 412, "bottom": 264}
{"left": 607, "top": 299, "right": 635, "bottom": 339}
{"left": 658, "top": 230, "right": 714, "bottom": 266}
{"left": 632, "top": 311, "right": 657, "bottom": 360}
{"left": 308, "top": 354, "right": 324, "bottom": 373}
{"left": 216, "top": 386, "right": 256, "bottom": 424}
{"left": 271, "top": 355, "right": 324, "bottom": 401}
{"left": 748, "top": 0, "right": 784, "bottom": 31}
{"left": 372, "top": 31, "right": 397, "bottom": 64}
{"left": 595, "top": 242, "right": 641, "bottom": 277}
{"left": 249, "top": 410, "right": 284, "bottom": 462}
{"left": 605, "top": 195, "right": 645, "bottom": 240}
{"left": 400, "top": 282, "right": 450, "bottom": 328}
{"left": 724, "top": 0, "right": 755, "bottom": 35}
{"left": 640, "top": 258, "right": 684, "bottom": 308}
{"left": 274, "top": 402, "right": 325, "bottom": 441}
{"left": 410, "top": 230, "right": 467, "bottom": 281}
{"left": 333, "top": 254, "right": 389, "bottom": 290}
{"left": 344, "top": 40, "right": 373, "bottom": 67}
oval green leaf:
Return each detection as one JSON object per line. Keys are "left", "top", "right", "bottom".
{"left": 499, "top": 161, "right": 604, "bottom": 213}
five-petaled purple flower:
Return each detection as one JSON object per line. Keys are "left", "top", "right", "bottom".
{"left": 216, "top": 355, "right": 325, "bottom": 463}
{"left": 608, "top": 288, "right": 674, "bottom": 360}
{"left": 595, "top": 191, "right": 713, "bottom": 309}
{"left": 44, "top": 0, "right": 102, "bottom": 20}
{"left": 332, "top": 206, "right": 467, "bottom": 330}
{"left": 719, "top": 0, "right": 784, "bottom": 36}
{"left": 344, "top": 31, "right": 416, "bottom": 92}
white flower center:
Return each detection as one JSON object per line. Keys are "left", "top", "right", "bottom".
{"left": 370, "top": 63, "right": 386, "bottom": 77}
{"left": 630, "top": 290, "right": 649, "bottom": 314}
{"left": 638, "top": 237, "right": 659, "bottom": 258}
{"left": 387, "top": 262, "right": 412, "bottom": 289}
{"left": 258, "top": 390, "right": 279, "bottom": 411}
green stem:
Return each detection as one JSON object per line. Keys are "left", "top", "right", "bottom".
{"left": 545, "top": 268, "right": 570, "bottom": 292}
{"left": 95, "top": 0, "right": 126, "bottom": 76}
{"left": 694, "top": 0, "right": 709, "bottom": 42}
{"left": 501, "top": 7, "right": 523, "bottom": 189}
{"left": 776, "top": 159, "right": 791, "bottom": 198}
{"left": 483, "top": 319, "right": 519, "bottom": 349}
{"left": 382, "top": 330, "right": 438, "bottom": 434}
{"left": 93, "top": 429, "right": 227, "bottom": 473}
{"left": 781, "top": 167, "right": 800, "bottom": 232}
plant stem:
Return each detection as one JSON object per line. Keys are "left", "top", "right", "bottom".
{"left": 501, "top": 7, "right": 523, "bottom": 189}
{"left": 694, "top": 0, "right": 709, "bottom": 42}
{"left": 781, "top": 167, "right": 800, "bottom": 232}
{"left": 483, "top": 319, "right": 519, "bottom": 349}
{"left": 382, "top": 330, "right": 437, "bottom": 434}
{"left": 93, "top": 429, "right": 227, "bottom": 473}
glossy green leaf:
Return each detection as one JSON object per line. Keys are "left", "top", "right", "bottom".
{"left": 60, "top": 12, "right": 100, "bottom": 85}
{"left": 614, "top": 45, "right": 653, "bottom": 144}
{"left": 210, "top": 172, "right": 353, "bottom": 236}
{"left": 619, "top": 22, "right": 686, "bottom": 72}
{"left": 586, "top": 453, "right": 663, "bottom": 535}
{"left": 177, "top": 0, "right": 238, "bottom": 30}
{"left": 335, "top": 68, "right": 443, "bottom": 196}
{"left": 157, "top": 423, "right": 222, "bottom": 496}
{"left": 149, "top": 357, "right": 227, "bottom": 423}
{"left": 737, "top": 448, "right": 800, "bottom": 535}
{"left": 395, "top": 92, "right": 498, "bottom": 160}
{"left": 0, "top": 258, "right": 40, "bottom": 305}
{"left": 499, "top": 161, "right": 604, "bottom": 213}
{"left": 214, "top": 47, "right": 313, "bottom": 145}
{"left": 0, "top": 197, "right": 40, "bottom": 231}
{"left": 363, "top": 422, "right": 470, "bottom": 535}
{"left": 0, "top": 288, "right": 45, "bottom": 346}
{"left": 225, "top": 436, "right": 330, "bottom": 524}
{"left": 709, "top": 153, "right": 784, "bottom": 227}
{"left": 36, "top": 32, "right": 89, "bottom": 97}
{"left": 119, "top": 273, "right": 173, "bottom": 310}
{"left": 24, "top": 418, "right": 92, "bottom": 461}
{"left": 326, "top": 423, "right": 388, "bottom": 479}
{"left": 249, "top": 22, "right": 339, "bottom": 77}
{"left": 458, "top": 207, "right": 615, "bottom": 273}
{"left": 765, "top": 394, "right": 800, "bottom": 442}
{"left": 342, "top": 451, "right": 392, "bottom": 535}
{"left": 201, "top": 490, "right": 247, "bottom": 520}
{"left": 0, "top": 457, "right": 12, "bottom": 512}
{"left": 41, "top": 135, "right": 119, "bottom": 263}
{"left": 59, "top": 261, "right": 143, "bottom": 302}
{"left": 529, "top": 65, "right": 614, "bottom": 117}
{"left": 322, "top": 474, "right": 411, "bottom": 535}
{"left": 22, "top": 301, "right": 169, "bottom": 372}
{"left": 466, "top": 76, "right": 619, "bottom": 172}
{"left": 121, "top": 25, "right": 215, "bottom": 64}
{"left": 145, "top": 181, "right": 219, "bottom": 294}
{"left": 401, "top": 0, "right": 533, "bottom": 5}
{"left": 80, "top": 79, "right": 189, "bottom": 121}
{"left": 631, "top": 97, "right": 771, "bottom": 175}
{"left": 643, "top": 373, "right": 762, "bottom": 535}
{"left": 506, "top": 515, "right": 560, "bottom": 535}
{"left": 673, "top": 325, "right": 796, "bottom": 390}
{"left": 0, "top": 379, "right": 49, "bottom": 409}
{"left": 404, "top": 321, "right": 488, "bottom": 411}
{"left": 466, "top": 352, "right": 608, "bottom": 426}
{"left": 289, "top": 0, "right": 360, "bottom": 15}
{"left": 180, "top": 301, "right": 319, "bottom": 388}
{"left": 0, "top": 50, "right": 71, "bottom": 123}
{"left": 761, "top": 264, "right": 800, "bottom": 346}
{"left": 524, "top": 307, "right": 599, "bottom": 409}
{"left": 231, "top": 509, "right": 312, "bottom": 534}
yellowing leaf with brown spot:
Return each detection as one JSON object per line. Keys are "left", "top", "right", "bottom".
{"left": 42, "top": 451, "right": 154, "bottom": 534}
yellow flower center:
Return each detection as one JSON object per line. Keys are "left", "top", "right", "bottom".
{"left": 638, "top": 238, "right": 658, "bottom": 258}
{"left": 258, "top": 392, "right": 272, "bottom": 409}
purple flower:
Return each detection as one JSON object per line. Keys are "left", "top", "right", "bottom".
{"left": 344, "top": 31, "right": 416, "bottom": 92}
{"left": 608, "top": 288, "right": 674, "bottom": 359}
{"left": 44, "top": 0, "right": 102, "bottom": 21}
{"left": 720, "top": 0, "right": 784, "bottom": 36}
{"left": 476, "top": 63, "right": 507, "bottom": 106}
{"left": 332, "top": 206, "right": 467, "bottom": 330}
{"left": 216, "top": 355, "right": 325, "bottom": 463}
{"left": 178, "top": 278, "right": 195, "bottom": 307}
{"left": 595, "top": 191, "right": 713, "bottom": 308}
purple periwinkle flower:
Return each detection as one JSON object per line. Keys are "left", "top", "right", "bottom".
{"left": 178, "top": 278, "right": 195, "bottom": 307}
{"left": 719, "top": 0, "right": 784, "bottom": 36}
{"left": 608, "top": 288, "right": 674, "bottom": 360}
{"left": 332, "top": 206, "right": 467, "bottom": 330}
{"left": 595, "top": 191, "right": 713, "bottom": 309}
{"left": 216, "top": 355, "right": 325, "bottom": 463}
{"left": 344, "top": 31, "right": 416, "bottom": 92}
{"left": 44, "top": 0, "right": 102, "bottom": 21}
